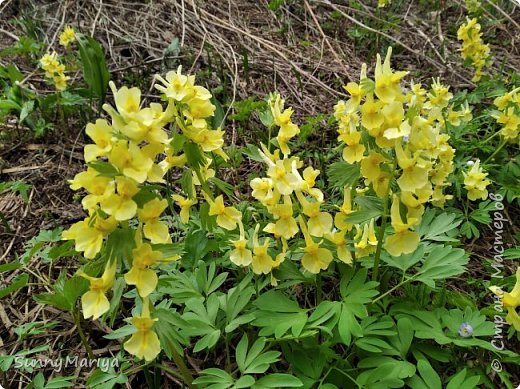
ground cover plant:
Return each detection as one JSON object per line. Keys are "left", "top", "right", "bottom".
{"left": 0, "top": 0, "right": 519, "bottom": 388}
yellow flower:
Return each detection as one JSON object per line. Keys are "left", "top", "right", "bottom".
{"left": 489, "top": 267, "right": 520, "bottom": 331}
{"left": 298, "top": 217, "right": 333, "bottom": 274}
{"left": 334, "top": 186, "right": 354, "bottom": 231}
{"left": 395, "top": 142, "right": 429, "bottom": 192}
{"left": 59, "top": 26, "right": 76, "bottom": 47}
{"left": 108, "top": 81, "right": 141, "bottom": 122}
{"left": 229, "top": 220, "right": 253, "bottom": 267}
{"left": 172, "top": 194, "right": 197, "bottom": 224}
{"left": 124, "top": 298, "right": 161, "bottom": 361}
{"left": 109, "top": 141, "right": 153, "bottom": 183}
{"left": 137, "top": 198, "right": 170, "bottom": 244}
{"left": 384, "top": 195, "right": 420, "bottom": 256}
{"left": 361, "top": 99, "right": 385, "bottom": 130}
{"left": 84, "top": 119, "right": 113, "bottom": 162}
{"left": 250, "top": 178, "right": 274, "bottom": 203}
{"left": 270, "top": 199, "right": 299, "bottom": 240}
{"left": 251, "top": 224, "right": 281, "bottom": 275}
{"left": 78, "top": 260, "right": 117, "bottom": 320}
{"left": 374, "top": 47, "right": 407, "bottom": 103}
{"left": 124, "top": 243, "right": 162, "bottom": 297}
{"left": 266, "top": 159, "right": 299, "bottom": 195}
{"left": 340, "top": 132, "right": 366, "bottom": 164}
{"left": 325, "top": 230, "right": 352, "bottom": 265}
{"left": 155, "top": 66, "right": 195, "bottom": 101}
{"left": 297, "top": 192, "right": 332, "bottom": 238}
{"left": 209, "top": 195, "right": 242, "bottom": 230}
{"left": 463, "top": 160, "right": 491, "bottom": 201}
{"left": 62, "top": 213, "right": 117, "bottom": 258}
{"left": 101, "top": 176, "right": 140, "bottom": 221}
{"left": 69, "top": 168, "right": 115, "bottom": 211}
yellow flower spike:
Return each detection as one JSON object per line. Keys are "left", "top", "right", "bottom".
{"left": 137, "top": 198, "right": 170, "bottom": 244}
{"left": 108, "top": 81, "right": 142, "bottom": 121}
{"left": 84, "top": 119, "right": 114, "bottom": 162}
{"left": 172, "top": 194, "right": 197, "bottom": 224}
{"left": 59, "top": 26, "right": 76, "bottom": 47}
{"left": 78, "top": 260, "right": 117, "bottom": 320}
{"left": 124, "top": 243, "right": 162, "bottom": 298}
{"left": 101, "top": 176, "right": 140, "bottom": 221}
{"left": 457, "top": 18, "right": 491, "bottom": 82}
{"left": 270, "top": 196, "right": 299, "bottom": 240}
{"left": 109, "top": 141, "right": 153, "bottom": 184}
{"left": 209, "top": 195, "right": 242, "bottom": 230}
{"left": 489, "top": 268, "right": 520, "bottom": 331}
{"left": 301, "top": 166, "right": 323, "bottom": 201}
{"left": 298, "top": 216, "right": 333, "bottom": 274}
{"left": 124, "top": 298, "right": 161, "bottom": 361}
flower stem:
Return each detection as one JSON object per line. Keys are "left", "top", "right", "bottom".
{"left": 483, "top": 139, "right": 506, "bottom": 164}
{"left": 371, "top": 162, "right": 395, "bottom": 282}
{"left": 169, "top": 347, "right": 194, "bottom": 388}
{"left": 73, "top": 307, "right": 95, "bottom": 359}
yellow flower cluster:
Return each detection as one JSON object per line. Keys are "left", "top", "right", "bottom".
{"left": 457, "top": 17, "right": 491, "bottom": 82}
{"left": 39, "top": 52, "right": 69, "bottom": 91}
{"left": 490, "top": 267, "right": 520, "bottom": 331}
{"left": 63, "top": 66, "right": 229, "bottom": 361}
{"left": 463, "top": 160, "right": 490, "bottom": 201}
{"left": 493, "top": 87, "right": 520, "bottom": 142}
{"left": 334, "top": 47, "right": 459, "bottom": 257}
{"left": 228, "top": 92, "right": 336, "bottom": 277}
{"left": 378, "top": 0, "right": 391, "bottom": 8}
{"left": 59, "top": 26, "right": 76, "bottom": 47}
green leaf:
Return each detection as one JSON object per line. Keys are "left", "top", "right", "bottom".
{"left": 88, "top": 161, "right": 120, "bottom": 177}
{"left": 344, "top": 209, "right": 381, "bottom": 224}
{"left": 211, "top": 96, "right": 225, "bottom": 130}
{"left": 154, "top": 308, "right": 189, "bottom": 357}
{"left": 0, "top": 273, "right": 28, "bottom": 299}
{"left": 235, "top": 336, "right": 280, "bottom": 374}
{"left": 414, "top": 246, "right": 468, "bottom": 288}
{"left": 416, "top": 209, "right": 461, "bottom": 242}
{"left": 254, "top": 290, "right": 304, "bottom": 313}
{"left": 77, "top": 34, "right": 110, "bottom": 108}
{"left": 103, "top": 324, "right": 136, "bottom": 340}
{"left": 326, "top": 161, "right": 360, "bottom": 189}
{"left": 446, "top": 369, "right": 480, "bottom": 389}
{"left": 242, "top": 144, "right": 265, "bottom": 162}
{"left": 253, "top": 374, "right": 303, "bottom": 388}
{"left": 193, "top": 368, "right": 234, "bottom": 388}
{"left": 20, "top": 100, "right": 34, "bottom": 122}
{"left": 44, "top": 375, "right": 76, "bottom": 388}
{"left": 416, "top": 359, "right": 442, "bottom": 389}
{"left": 381, "top": 243, "right": 425, "bottom": 272}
